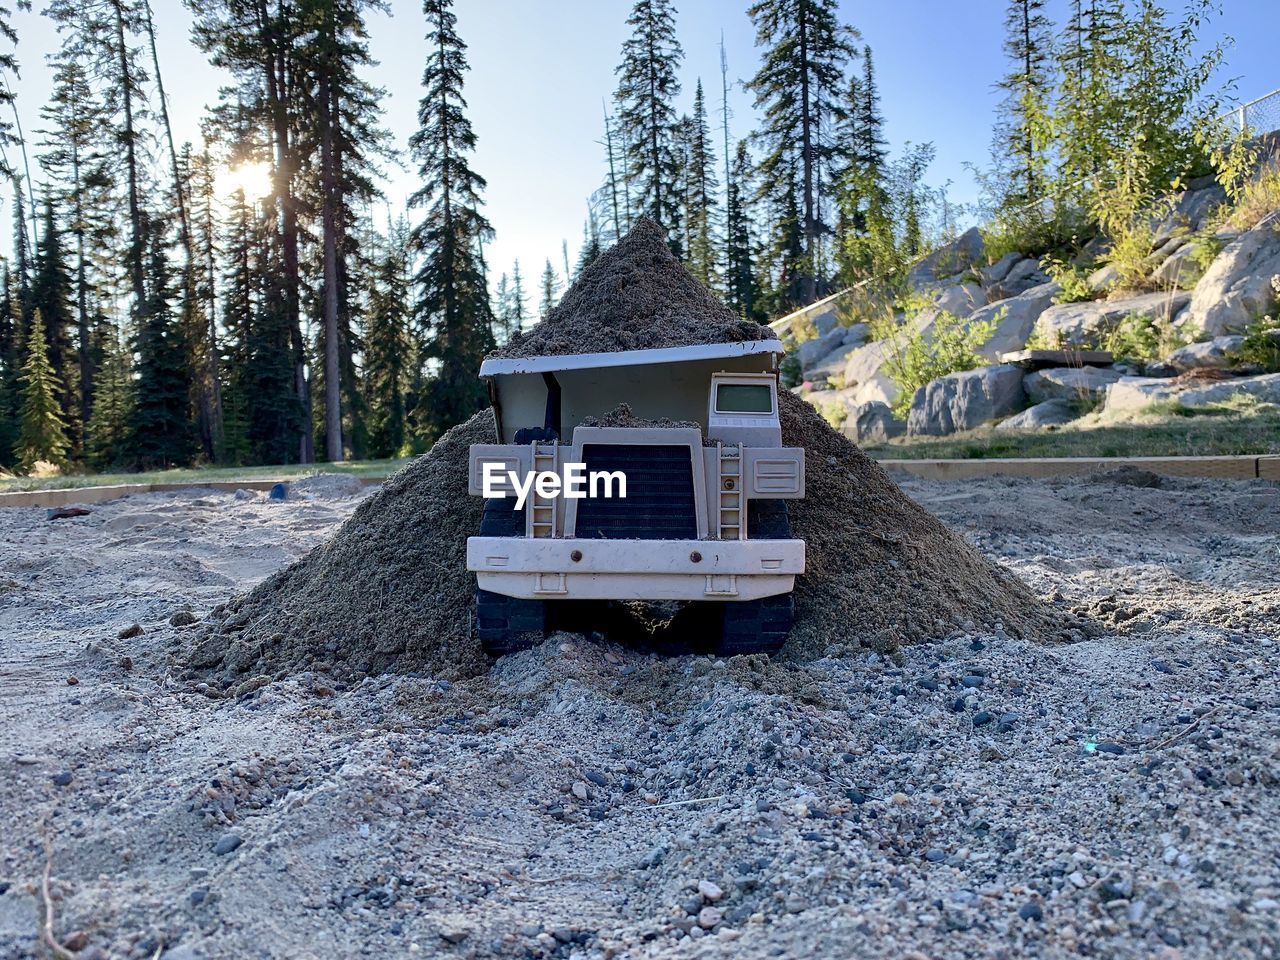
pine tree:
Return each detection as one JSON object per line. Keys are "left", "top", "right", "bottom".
{"left": 130, "top": 220, "right": 196, "bottom": 469}
{"left": 0, "top": 264, "right": 18, "bottom": 466}
{"left": 747, "top": 0, "right": 857, "bottom": 304}
{"left": 682, "top": 79, "right": 720, "bottom": 290}
{"left": 575, "top": 216, "right": 603, "bottom": 276}
{"left": 509, "top": 260, "right": 527, "bottom": 332}
{"left": 86, "top": 321, "right": 132, "bottom": 469}
{"left": 362, "top": 221, "right": 411, "bottom": 459}
{"left": 539, "top": 259, "right": 559, "bottom": 318}
{"left": 298, "top": 0, "right": 390, "bottom": 461}
{"left": 601, "top": 106, "right": 630, "bottom": 241}
{"left": 16, "top": 309, "right": 71, "bottom": 472}
{"left": 190, "top": 0, "right": 314, "bottom": 463}
{"left": 29, "top": 200, "right": 79, "bottom": 444}
{"left": 409, "top": 0, "right": 496, "bottom": 441}
{"left": 835, "top": 46, "right": 892, "bottom": 283}
{"left": 614, "top": 0, "right": 683, "bottom": 247}
{"left": 995, "top": 0, "right": 1055, "bottom": 206}
{"left": 725, "top": 141, "right": 764, "bottom": 323}
{"left": 38, "top": 49, "right": 113, "bottom": 438}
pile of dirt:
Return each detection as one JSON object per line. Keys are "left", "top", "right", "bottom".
{"left": 493, "top": 217, "right": 774, "bottom": 358}
{"left": 580, "top": 403, "right": 704, "bottom": 436}
{"left": 189, "top": 222, "right": 1062, "bottom": 681}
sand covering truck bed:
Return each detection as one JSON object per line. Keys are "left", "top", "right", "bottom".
{"left": 467, "top": 339, "right": 805, "bottom": 656}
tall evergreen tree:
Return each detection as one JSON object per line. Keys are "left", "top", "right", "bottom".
{"left": 0, "top": 264, "right": 18, "bottom": 465}
{"left": 409, "top": 0, "right": 496, "bottom": 440}
{"left": 509, "top": 260, "right": 527, "bottom": 332}
{"left": 835, "top": 46, "right": 892, "bottom": 283}
{"left": 747, "top": 0, "right": 856, "bottom": 305}
{"left": 539, "top": 259, "right": 559, "bottom": 318}
{"left": 725, "top": 140, "right": 764, "bottom": 323}
{"left": 299, "top": 0, "right": 390, "bottom": 461}
{"left": 29, "top": 200, "right": 79, "bottom": 443}
{"left": 681, "top": 79, "right": 720, "bottom": 290}
{"left": 38, "top": 50, "right": 113, "bottom": 438}
{"left": 190, "top": 0, "right": 315, "bottom": 463}
{"left": 613, "top": 0, "right": 683, "bottom": 247}
{"left": 362, "top": 221, "right": 410, "bottom": 459}
{"left": 995, "top": 0, "right": 1055, "bottom": 206}
{"left": 130, "top": 221, "right": 195, "bottom": 468}
{"left": 16, "top": 309, "right": 71, "bottom": 471}
{"left": 86, "top": 321, "right": 132, "bottom": 469}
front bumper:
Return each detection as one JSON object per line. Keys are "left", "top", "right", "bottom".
{"left": 466, "top": 536, "right": 805, "bottom": 601}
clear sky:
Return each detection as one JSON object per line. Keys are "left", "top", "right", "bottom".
{"left": 6, "top": 0, "right": 1277, "bottom": 296}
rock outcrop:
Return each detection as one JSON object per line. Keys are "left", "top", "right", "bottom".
{"left": 1034, "top": 291, "right": 1191, "bottom": 346}
{"left": 1182, "top": 216, "right": 1280, "bottom": 336}
{"left": 1024, "top": 366, "right": 1124, "bottom": 404}
{"left": 906, "top": 364, "right": 1025, "bottom": 436}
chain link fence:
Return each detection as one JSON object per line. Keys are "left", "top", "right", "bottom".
{"left": 1222, "top": 88, "right": 1280, "bottom": 137}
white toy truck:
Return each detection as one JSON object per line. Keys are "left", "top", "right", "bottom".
{"left": 466, "top": 339, "right": 805, "bottom": 656}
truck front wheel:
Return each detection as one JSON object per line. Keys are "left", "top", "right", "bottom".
{"left": 475, "top": 588, "right": 546, "bottom": 657}
{"left": 716, "top": 593, "right": 794, "bottom": 656}
{"left": 475, "top": 497, "right": 545, "bottom": 656}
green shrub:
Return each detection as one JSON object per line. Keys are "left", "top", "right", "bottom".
{"left": 1044, "top": 257, "right": 1096, "bottom": 303}
{"left": 779, "top": 352, "right": 802, "bottom": 389}
{"left": 1230, "top": 305, "right": 1280, "bottom": 373}
{"left": 882, "top": 308, "right": 998, "bottom": 419}
{"left": 1222, "top": 165, "right": 1280, "bottom": 232}
{"left": 1102, "top": 310, "right": 1188, "bottom": 363}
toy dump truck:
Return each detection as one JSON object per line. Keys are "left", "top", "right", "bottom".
{"left": 467, "top": 339, "right": 806, "bottom": 656}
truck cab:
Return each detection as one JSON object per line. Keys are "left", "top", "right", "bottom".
{"left": 466, "top": 339, "right": 805, "bottom": 656}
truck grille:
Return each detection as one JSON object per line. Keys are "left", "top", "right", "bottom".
{"left": 575, "top": 444, "right": 697, "bottom": 540}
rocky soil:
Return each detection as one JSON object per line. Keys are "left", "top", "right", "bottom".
{"left": 1, "top": 473, "right": 1278, "bottom": 959}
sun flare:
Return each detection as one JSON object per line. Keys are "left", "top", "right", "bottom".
{"left": 217, "top": 160, "right": 273, "bottom": 203}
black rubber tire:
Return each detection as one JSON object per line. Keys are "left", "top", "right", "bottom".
{"left": 714, "top": 500, "right": 795, "bottom": 656}
{"left": 475, "top": 498, "right": 545, "bottom": 657}
{"left": 718, "top": 593, "right": 794, "bottom": 656}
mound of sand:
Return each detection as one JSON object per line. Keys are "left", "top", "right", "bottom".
{"left": 189, "top": 222, "right": 1060, "bottom": 681}
{"left": 493, "top": 218, "right": 774, "bottom": 359}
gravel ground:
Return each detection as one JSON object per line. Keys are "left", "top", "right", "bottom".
{"left": 0, "top": 473, "right": 1277, "bottom": 959}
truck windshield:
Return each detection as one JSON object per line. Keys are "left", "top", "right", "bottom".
{"left": 716, "top": 383, "right": 772, "bottom": 414}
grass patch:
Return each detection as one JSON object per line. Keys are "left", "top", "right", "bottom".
{"left": 0, "top": 457, "right": 414, "bottom": 494}
{"left": 863, "top": 405, "right": 1280, "bottom": 460}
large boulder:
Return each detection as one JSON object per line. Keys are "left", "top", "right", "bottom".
{"left": 932, "top": 281, "right": 986, "bottom": 318}
{"left": 988, "top": 258, "right": 1050, "bottom": 300}
{"left": 907, "top": 226, "right": 984, "bottom": 291}
{"left": 804, "top": 324, "right": 869, "bottom": 382}
{"left": 1151, "top": 244, "right": 1200, "bottom": 288}
{"left": 841, "top": 339, "right": 899, "bottom": 408}
{"left": 1165, "top": 335, "right": 1245, "bottom": 372}
{"left": 1023, "top": 365, "right": 1124, "bottom": 404}
{"left": 1102, "top": 376, "right": 1183, "bottom": 414}
{"left": 1034, "top": 291, "right": 1191, "bottom": 346}
{"left": 1182, "top": 217, "right": 1280, "bottom": 337}
{"left": 1179, "top": 372, "right": 1280, "bottom": 407}
{"left": 796, "top": 325, "right": 851, "bottom": 371}
{"left": 970, "top": 281, "right": 1062, "bottom": 360}
{"left": 846, "top": 401, "right": 905, "bottom": 445}
{"left": 995, "top": 398, "right": 1078, "bottom": 431}
{"left": 1102, "top": 372, "right": 1280, "bottom": 415}
{"left": 1150, "top": 179, "right": 1227, "bottom": 247}
{"left": 980, "top": 252, "right": 1021, "bottom": 289}
{"left": 906, "top": 364, "right": 1026, "bottom": 436}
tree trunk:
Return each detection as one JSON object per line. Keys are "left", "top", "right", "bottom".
{"left": 112, "top": 0, "right": 146, "bottom": 322}
{"left": 319, "top": 69, "right": 343, "bottom": 462}
{"left": 797, "top": 7, "right": 815, "bottom": 304}
{"left": 260, "top": 0, "right": 312, "bottom": 463}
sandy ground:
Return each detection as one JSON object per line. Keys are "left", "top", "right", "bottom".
{"left": 0, "top": 472, "right": 1277, "bottom": 960}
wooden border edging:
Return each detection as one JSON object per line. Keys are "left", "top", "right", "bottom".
{"left": 2, "top": 456, "right": 1276, "bottom": 509}
{"left": 0, "top": 476, "right": 384, "bottom": 509}
{"left": 879, "top": 455, "right": 1278, "bottom": 482}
